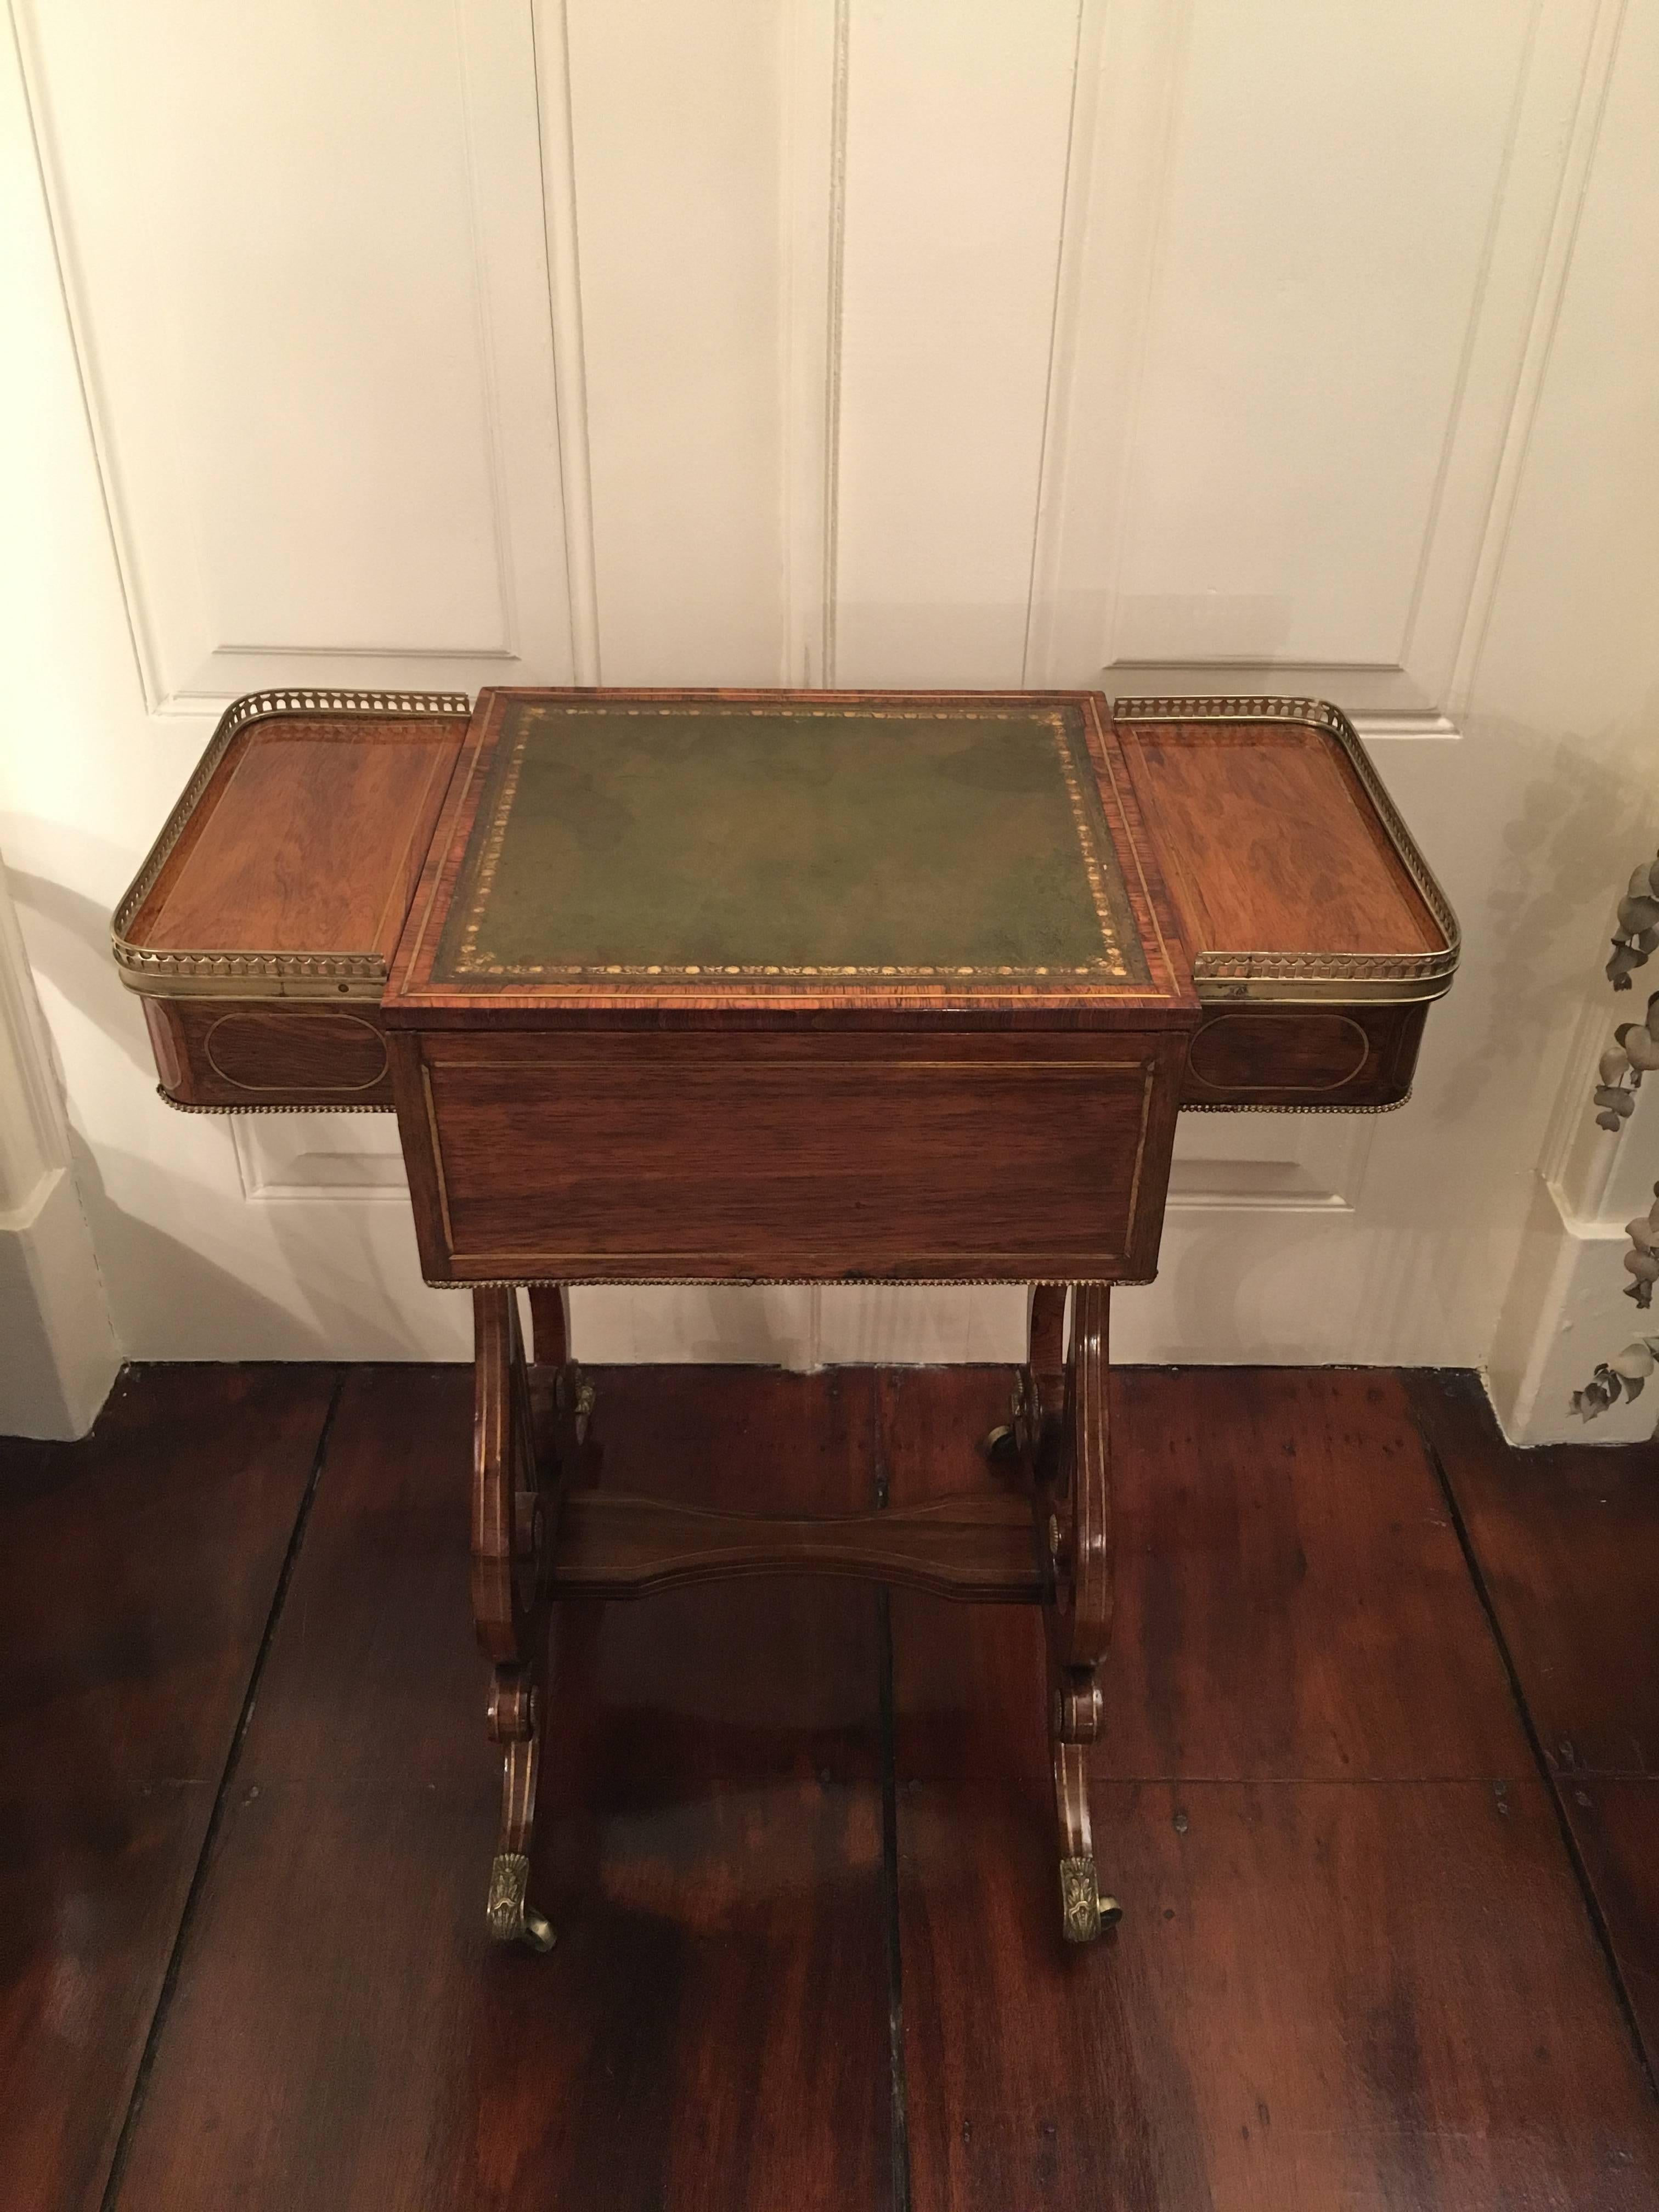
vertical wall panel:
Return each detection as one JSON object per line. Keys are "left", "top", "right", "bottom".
{"left": 833, "top": 0, "right": 1081, "bottom": 687}
{"left": 17, "top": 0, "right": 573, "bottom": 706}
{"left": 1029, "top": 0, "right": 1613, "bottom": 718}
{"left": 1108, "top": 0, "right": 1526, "bottom": 674}
{"left": 566, "top": 0, "right": 792, "bottom": 684}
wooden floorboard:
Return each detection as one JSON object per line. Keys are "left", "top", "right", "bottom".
{"left": 0, "top": 1365, "right": 338, "bottom": 2212}
{"left": 8, "top": 1355, "right": 1659, "bottom": 2211}
{"left": 111, "top": 1365, "right": 896, "bottom": 2212}
{"left": 881, "top": 1366, "right": 1532, "bottom": 1782}
{"left": 881, "top": 1366, "right": 1659, "bottom": 2209}
{"left": 1561, "top": 1780, "right": 1659, "bottom": 2081}
{"left": 1408, "top": 1368, "right": 1659, "bottom": 1779}
{"left": 1408, "top": 1370, "right": 1659, "bottom": 2091}
{"left": 896, "top": 1774, "right": 1659, "bottom": 2211}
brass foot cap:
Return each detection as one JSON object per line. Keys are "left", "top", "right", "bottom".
{"left": 487, "top": 1852, "right": 556, "bottom": 1954}
{"left": 1059, "top": 1855, "right": 1121, "bottom": 1944}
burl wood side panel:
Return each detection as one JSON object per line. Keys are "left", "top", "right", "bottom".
{"left": 1182, "top": 1001, "right": 1427, "bottom": 1108}
{"left": 128, "top": 715, "right": 466, "bottom": 963}
{"left": 391, "top": 1030, "right": 1186, "bottom": 1283}
{"left": 144, "top": 998, "right": 395, "bottom": 1109}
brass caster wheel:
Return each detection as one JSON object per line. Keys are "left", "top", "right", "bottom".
{"left": 1058, "top": 1855, "right": 1122, "bottom": 1944}
{"left": 981, "top": 1421, "right": 1018, "bottom": 1463}
{"left": 520, "top": 1905, "right": 556, "bottom": 1954}
{"left": 487, "top": 1852, "right": 556, "bottom": 1954}
{"left": 560, "top": 1366, "right": 598, "bottom": 1447}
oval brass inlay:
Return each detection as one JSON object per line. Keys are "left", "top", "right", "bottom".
{"left": 1187, "top": 1011, "right": 1372, "bottom": 1094}
{"left": 204, "top": 1010, "right": 388, "bottom": 1094}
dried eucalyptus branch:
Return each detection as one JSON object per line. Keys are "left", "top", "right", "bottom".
{"left": 1571, "top": 1170, "right": 1659, "bottom": 1418}
{"left": 1571, "top": 1331, "right": 1659, "bottom": 1423}
{"left": 1592, "top": 991, "right": 1659, "bottom": 1131}
{"left": 1605, "top": 853, "right": 1659, "bottom": 990}
{"left": 1571, "top": 848, "right": 1659, "bottom": 1419}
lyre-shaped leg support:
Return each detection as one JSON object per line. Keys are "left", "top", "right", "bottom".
{"left": 1025, "top": 1284, "right": 1121, "bottom": 1944}
{"left": 473, "top": 1285, "right": 590, "bottom": 1953}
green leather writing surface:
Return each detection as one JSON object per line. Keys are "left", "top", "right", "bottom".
{"left": 435, "top": 698, "right": 1149, "bottom": 986}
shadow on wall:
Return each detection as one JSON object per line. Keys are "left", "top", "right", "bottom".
{"left": 64, "top": 1126, "right": 309, "bottom": 1355}
{"left": 8, "top": 839, "right": 454, "bottom": 1358}
{"left": 1428, "top": 703, "right": 1659, "bottom": 1132}
{"left": 5, "top": 856, "right": 157, "bottom": 1088}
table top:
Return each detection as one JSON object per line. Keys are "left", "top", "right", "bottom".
{"left": 385, "top": 689, "right": 1193, "bottom": 1025}
{"left": 115, "top": 686, "right": 1458, "bottom": 1041}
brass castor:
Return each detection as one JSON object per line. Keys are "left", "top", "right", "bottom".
{"left": 1059, "top": 1855, "right": 1123, "bottom": 1944}
{"left": 487, "top": 1852, "right": 556, "bottom": 1953}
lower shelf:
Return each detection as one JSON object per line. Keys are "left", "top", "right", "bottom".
{"left": 548, "top": 1487, "right": 1043, "bottom": 1603}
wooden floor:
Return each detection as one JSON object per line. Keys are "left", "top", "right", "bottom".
{"left": 2, "top": 1362, "right": 1657, "bottom": 2211}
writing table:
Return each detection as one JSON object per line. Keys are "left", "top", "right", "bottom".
{"left": 114, "top": 686, "right": 1458, "bottom": 1950}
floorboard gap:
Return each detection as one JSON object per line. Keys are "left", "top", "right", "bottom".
{"left": 877, "top": 1587, "right": 912, "bottom": 2212}
{"left": 1409, "top": 1393, "right": 1659, "bottom": 2101}
{"left": 873, "top": 1375, "right": 913, "bottom": 2212}
{"left": 98, "top": 1373, "right": 348, "bottom": 2212}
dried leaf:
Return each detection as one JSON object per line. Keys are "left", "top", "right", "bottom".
{"left": 1600, "top": 1046, "right": 1630, "bottom": 1085}
{"left": 1610, "top": 1342, "right": 1656, "bottom": 1379}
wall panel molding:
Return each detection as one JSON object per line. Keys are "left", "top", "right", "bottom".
{"left": 1442, "top": 0, "right": 1627, "bottom": 720}
{"left": 530, "top": 0, "right": 601, "bottom": 685}
{"left": 781, "top": 0, "right": 849, "bottom": 687}
{"left": 1027, "top": 0, "right": 1620, "bottom": 723}
{"left": 14, "top": 0, "right": 575, "bottom": 711}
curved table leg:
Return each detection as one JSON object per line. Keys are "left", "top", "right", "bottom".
{"left": 1030, "top": 1282, "right": 1122, "bottom": 1944}
{"left": 472, "top": 1288, "right": 581, "bottom": 1954}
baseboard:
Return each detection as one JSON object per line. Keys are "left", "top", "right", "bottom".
{"left": 0, "top": 1163, "right": 120, "bottom": 1439}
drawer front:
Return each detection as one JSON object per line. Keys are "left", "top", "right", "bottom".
{"left": 143, "top": 998, "right": 394, "bottom": 1108}
{"left": 394, "top": 1032, "right": 1186, "bottom": 1283}
{"left": 1181, "top": 1001, "right": 1428, "bottom": 1109}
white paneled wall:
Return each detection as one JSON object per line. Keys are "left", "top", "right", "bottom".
{"left": 1030, "top": 0, "right": 1623, "bottom": 718}
{"left": 14, "top": 0, "right": 574, "bottom": 707}
{"left": 3, "top": 0, "right": 1658, "bottom": 1411}
{"left": 834, "top": 0, "right": 1079, "bottom": 687}
{"left": 566, "top": 0, "right": 791, "bottom": 684}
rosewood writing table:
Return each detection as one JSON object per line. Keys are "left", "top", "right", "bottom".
{"left": 114, "top": 686, "right": 1458, "bottom": 1951}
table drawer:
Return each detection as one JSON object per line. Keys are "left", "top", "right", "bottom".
{"left": 393, "top": 1031, "right": 1187, "bottom": 1284}
{"left": 142, "top": 997, "right": 394, "bottom": 1109}
{"left": 1181, "top": 1001, "right": 1428, "bottom": 1110}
